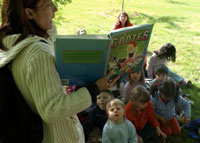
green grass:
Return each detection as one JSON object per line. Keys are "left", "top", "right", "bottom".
{"left": 0, "top": 0, "right": 199, "bottom": 142}
{"left": 56, "top": 0, "right": 200, "bottom": 142}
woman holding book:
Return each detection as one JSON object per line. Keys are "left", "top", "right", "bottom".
{"left": 0, "top": 0, "right": 119, "bottom": 142}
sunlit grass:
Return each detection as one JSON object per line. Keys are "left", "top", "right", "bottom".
{"left": 56, "top": 0, "right": 200, "bottom": 142}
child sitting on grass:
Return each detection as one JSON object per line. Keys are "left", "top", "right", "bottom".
{"left": 124, "top": 70, "right": 146, "bottom": 103}
{"left": 149, "top": 64, "right": 173, "bottom": 96}
{"left": 111, "top": 11, "right": 133, "bottom": 31}
{"left": 151, "top": 78, "right": 191, "bottom": 136}
{"left": 147, "top": 43, "right": 191, "bottom": 87}
{"left": 125, "top": 86, "right": 166, "bottom": 143}
{"left": 82, "top": 90, "right": 112, "bottom": 143}
{"left": 102, "top": 99, "right": 138, "bottom": 143}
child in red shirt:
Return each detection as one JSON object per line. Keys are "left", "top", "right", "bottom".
{"left": 111, "top": 11, "right": 133, "bottom": 30}
{"left": 125, "top": 85, "right": 166, "bottom": 142}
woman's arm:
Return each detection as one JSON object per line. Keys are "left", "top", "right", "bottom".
{"left": 26, "top": 49, "right": 92, "bottom": 123}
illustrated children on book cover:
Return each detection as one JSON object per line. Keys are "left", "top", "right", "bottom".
{"left": 108, "top": 24, "right": 154, "bottom": 79}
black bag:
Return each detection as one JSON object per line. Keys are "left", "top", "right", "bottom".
{"left": 0, "top": 64, "right": 43, "bottom": 143}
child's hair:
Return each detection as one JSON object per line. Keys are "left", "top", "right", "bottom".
{"left": 130, "top": 85, "right": 150, "bottom": 103}
{"left": 155, "top": 43, "right": 176, "bottom": 62}
{"left": 158, "top": 78, "right": 179, "bottom": 102}
{"left": 154, "top": 64, "right": 169, "bottom": 76}
{"left": 101, "top": 90, "right": 112, "bottom": 95}
{"left": 96, "top": 90, "right": 112, "bottom": 102}
{"left": 117, "top": 11, "right": 131, "bottom": 26}
{"left": 106, "top": 99, "right": 125, "bottom": 116}
{"left": 128, "top": 69, "right": 145, "bottom": 84}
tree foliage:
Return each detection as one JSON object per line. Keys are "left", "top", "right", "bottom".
{"left": 0, "top": 0, "right": 71, "bottom": 24}
{"left": 53, "top": 0, "right": 72, "bottom": 25}
{"left": 53, "top": 0, "right": 71, "bottom": 7}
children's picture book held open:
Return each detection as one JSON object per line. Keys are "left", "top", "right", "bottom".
{"left": 108, "top": 24, "right": 154, "bottom": 79}
{"left": 54, "top": 35, "right": 110, "bottom": 86}
{"left": 54, "top": 24, "right": 154, "bottom": 86}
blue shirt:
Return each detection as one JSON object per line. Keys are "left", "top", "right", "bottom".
{"left": 151, "top": 92, "right": 191, "bottom": 120}
{"left": 102, "top": 119, "right": 138, "bottom": 143}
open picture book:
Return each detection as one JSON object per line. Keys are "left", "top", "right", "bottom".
{"left": 54, "top": 24, "right": 154, "bottom": 86}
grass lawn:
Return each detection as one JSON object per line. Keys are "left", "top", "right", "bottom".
{"left": 56, "top": 0, "right": 200, "bottom": 142}
{"left": 0, "top": 0, "right": 199, "bottom": 142}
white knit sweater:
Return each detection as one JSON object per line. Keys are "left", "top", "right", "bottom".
{"left": 0, "top": 34, "right": 92, "bottom": 143}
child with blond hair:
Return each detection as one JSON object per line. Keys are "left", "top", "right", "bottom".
{"left": 102, "top": 99, "right": 138, "bottom": 143}
{"left": 125, "top": 86, "right": 166, "bottom": 142}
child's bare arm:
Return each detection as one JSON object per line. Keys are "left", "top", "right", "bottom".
{"left": 137, "top": 135, "right": 143, "bottom": 143}
{"left": 156, "top": 126, "right": 167, "bottom": 138}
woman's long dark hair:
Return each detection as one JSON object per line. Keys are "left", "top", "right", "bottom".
{"left": 0, "top": 0, "right": 48, "bottom": 50}
{"left": 117, "top": 11, "right": 131, "bottom": 27}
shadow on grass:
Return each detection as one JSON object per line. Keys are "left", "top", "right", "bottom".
{"left": 171, "top": 127, "right": 197, "bottom": 143}
{"left": 130, "top": 12, "right": 185, "bottom": 30}
{"left": 168, "top": 83, "right": 200, "bottom": 142}
{"left": 144, "top": 129, "right": 196, "bottom": 143}
{"left": 165, "top": 0, "right": 189, "bottom": 6}
{"left": 182, "top": 83, "right": 200, "bottom": 119}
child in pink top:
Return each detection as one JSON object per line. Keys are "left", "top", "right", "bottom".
{"left": 147, "top": 43, "right": 190, "bottom": 87}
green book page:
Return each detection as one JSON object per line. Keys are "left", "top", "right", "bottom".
{"left": 62, "top": 50, "right": 103, "bottom": 63}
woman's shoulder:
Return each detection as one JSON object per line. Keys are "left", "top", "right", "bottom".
{"left": 25, "top": 36, "right": 54, "bottom": 57}
{"left": 5, "top": 35, "right": 52, "bottom": 53}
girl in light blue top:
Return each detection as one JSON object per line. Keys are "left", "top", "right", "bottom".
{"left": 102, "top": 99, "right": 138, "bottom": 143}
{"left": 151, "top": 78, "right": 191, "bottom": 136}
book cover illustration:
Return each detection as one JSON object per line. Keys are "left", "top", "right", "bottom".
{"left": 108, "top": 24, "right": 154, "bottom": 79}
{"left": 54, "top": 35, "right": 110, "bottom": 86}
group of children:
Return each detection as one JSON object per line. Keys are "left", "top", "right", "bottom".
{"left": 74, "top": 11, "right": 192, "bottom": 143}
{"left": 79, "top": 64, "right": 191, "bottom": 143}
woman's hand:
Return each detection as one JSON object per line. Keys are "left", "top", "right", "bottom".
{"left": 95, "top": 71, "right": 120, "bottom": 91}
